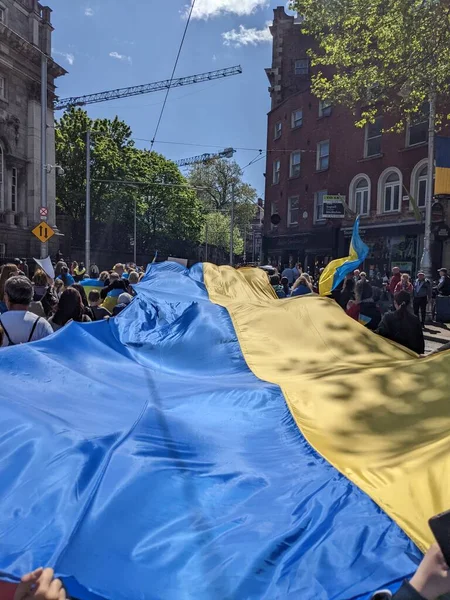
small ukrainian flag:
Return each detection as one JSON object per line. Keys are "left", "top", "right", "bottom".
{"left": 319, "top": 217, "right": 369, "bottom": 296}
{"left": 435, "top": 136, "right": 450, "bottom": 196}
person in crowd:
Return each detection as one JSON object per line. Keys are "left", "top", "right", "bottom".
{"left": 57, "top": 266, "right": 75, "bottom": 288}
{"left": 70, "top": 261, "right": 78, "bottom": 276}
{"left": 355, "top": 272, "right": 372, "bottom": 303}
{"left": 112, "top": 292, "right": 133, "bottom": 316}
{"left": 100, "top": 277, "right": 129, "bottom": 312}
{"left": 436, "top": 267, "right": 450, "bottom": 296}
{"left": 292, "top": 262, "right": 302, "bottom": 281}
{"left": 270, "top": 275, "right": 286, "bottom": 298}
{"left": 31, "top": 270, "right": 58, "bottom": 318}
{"left": 0, "top": 263, "right": 19, "bottom": 313}
{"left": 291, "top": 275, "right": 313, "bottom": 297}
{"left": 389, "top": 266, "right": 401, "bottom": 296}
{"left": 32, "top": 269, "right": 48, "bottom": 301}
{"left": 55, "top": 249, "right": 63, "bottom": 263}
{"left": 49, "top": 288, "right": 91, "bottom": 332}
{"left": 353, "top": 269, "right": 361, "bottom": 283}
{"left": 375, "top": 290, "right": 424, "bottom": 354}
{"left": 54, "top": 261, "right": 67, "bottom": 278}
{"left": 338, "top": 274, "right": 355, "bottom": 310}
{"left": 0, "top": 276, "right": 53, "bottom": 346}
{"left": 89, "top": 289, "right": 111, "bottom": 321}
{"left": 113, "top": 263, "right": 125, "bottom": 278}
{"left": 371, "top": 543, "right": 450, "bottom": 600}
{"left": 394, "top": 273, "right": 413, "bottom": 295}
{"left": 54, "top": 278, "right": 65, "bottom": 299}
{"left": 99, "top": 271, "right": 110, "bottom": 287}
{"left": 20, "top": 258, "right": 29, "bottom": 278}
{"left": 73, "top": 262, "right": 86, "bottom": 282}
{"left": 281, "top": 276, "right": 290, "bottom": 297}
{"left": 413, "top": 272, "right": 432, "bottom": 328}
{"left": 281, "top": 264, "right": 295, "bottom": 286}
{"left": 12, "top": 258, "right": 25, "bottom": 276}
{"left": 128, "top": 271, "right": 140, "bottom": 285}
{"left": 90, "top": 262, "right": 100, "bottom": 278}
{"left": 348, "top": 273, "right": 381, "bottom": 330}
{"left": 71, "top": 283, "right": 94, "bottom": 321}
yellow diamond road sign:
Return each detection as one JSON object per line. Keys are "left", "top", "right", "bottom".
{"left": 32, "top": 221, "right": 55, "bottom": 243}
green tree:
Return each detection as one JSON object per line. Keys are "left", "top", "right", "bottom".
{"left": 291, "top": 0, "right": 450, "bottom": 125}
{"left": 188, "top": 158, "right": 258, "bottom": 234}
{"left": 200, "top": 212, "right": 244, "bottom": 256}
{"left": 55, "top": 108, "right": 203, "bottom": 255}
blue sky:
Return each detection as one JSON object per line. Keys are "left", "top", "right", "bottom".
{"left": 51, "top": 1, "right": 294, "bottom": 197}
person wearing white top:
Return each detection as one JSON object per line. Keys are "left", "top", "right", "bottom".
{"left": 0, "top": 276, "right": 53, "bottom": 347}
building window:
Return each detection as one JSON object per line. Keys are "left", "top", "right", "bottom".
{"left": 316, "top": 140, "right": 330, "bottom": 171}
{"left": 407, "top": 104, "right": 429, "bottom": 147}
{"left": 295, "top": 59, "right": 309, "bottom": 75}
{"left": 315, "top": 190, "right": 327, "bottom": 222}
{"left": 354, "top": 177, "right": 369, "bottom": 215}
{"left": 0, "top": 6, "right": 5, "bottom": 23}
{"left": 291, "top": 109, "right": 303, "bottom": 129}
{"left": 319, "top": 99, "right": 332, "bottom": 118}
{"left": 288, "top": 196, "right": 299, "bottom": 225}
{"left": 0, "top": 76, "right": 6, "bottom": 101}
{"left": 365, "top": 116, "right": 382, "bottom": 157}
{"left": 273, "top": 159, "right": 281, "bottom": 184}
{"left": 274, "top": 121, "right": 282, "bottom": 140}
{"left": 290, "top": 151, "right": 301, "bottom": 178}
{"left": 271, "top": 201, "right": 278, "bottom": 230}
{"left": 11, "top": 167, "right": 17, "bottom": 212}
{"left": 383, "top": 171, "right": 401, "bottom": 213}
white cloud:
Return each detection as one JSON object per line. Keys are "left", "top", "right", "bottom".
{"left": 222, "top": 23, "right": 272, "bottom": 47}
{"left": 187, "top": 0, "right": 268, "bottom": 19}
{"left": 109, "top": 51, "right": 132, "bottom": 65}
{"left": 84, "top": 7, "right": 94, "bottom": 16}
{"left": 52, "top": 49, "right": 75, "bottom": 65}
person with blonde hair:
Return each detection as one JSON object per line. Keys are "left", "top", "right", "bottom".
{"left": 128, "top": 271, "right": 139, "bottom": 285}
{"left": 291, "top": 275, "right": 313, "bottom": 297}
{"left": 394, "top": 273, "right": 413, "bottom": 295}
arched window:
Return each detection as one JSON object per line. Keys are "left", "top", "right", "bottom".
{"left": 378, "top": 168, "right": 402, "bottom": 213}
{"left": 349, "top": 174, "right": 370, "bottom": 216}
{"left": 410, "top": 159, "right": 429, "bottom": 210}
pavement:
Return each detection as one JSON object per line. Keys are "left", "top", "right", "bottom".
{"left": 423, "top": 323, "right": 450, "bottom": 355}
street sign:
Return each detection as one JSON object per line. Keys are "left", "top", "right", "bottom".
{"left": 323, "top": 195, "right": 345, "bottom": 218}
{"left": 32, "top": 221, "right": 55, "bottom": 243}
{"left": 39, "top": 207, "right": 48, "bottom": 217}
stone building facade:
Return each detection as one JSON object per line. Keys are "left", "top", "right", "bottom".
{"left": 0, "top": 0, "right": 65, "bottom": 260}
{"left": 264, "top": 6, "right": 450, "bottom": 277}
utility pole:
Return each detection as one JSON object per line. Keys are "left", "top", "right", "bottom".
{"left": 40, "top": 55, "right": 48, "bottom": 259}
{"left": 85, "top": 130, "right": 91, "bottom": 273}
{"left": 205, "top": 218, "right": 209, "bottom": 262}
{"left": 229, "top": 184, "right": 235, "bottom": 266}
{"left": 133, "top": 196, "right": 137, "bottom": 265}
{"left": 420, "top": 89, "right": 436, "bottom": 288}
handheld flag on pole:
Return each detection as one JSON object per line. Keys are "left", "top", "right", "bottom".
{"left": 435, "top": 136, "right": 450, "bottom": 195}
{"left": 319, "top": 216, "right": 369, "bottom": 296}
{"left": 152, "top": 250, "right": 158, "bottom": 264}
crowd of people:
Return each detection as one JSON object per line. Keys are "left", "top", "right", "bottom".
{"left": 270, "top": 262, "right": 450, "bottom": 355}
{"left": 0, "top": 258, "right": 144, "bottom": 347}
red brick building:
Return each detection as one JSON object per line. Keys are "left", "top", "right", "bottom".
{"left": 263, "top": 6, "right": 450, "bottom": 277}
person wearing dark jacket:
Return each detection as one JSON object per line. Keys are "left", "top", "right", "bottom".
{"left": 376, "top": 290, "right": 425, "bottom": 354}
{"left": 339, "top": 274, "right": 355, "bottom": 309}
{"left": 371, "top": 543, "right": 450, "bottom": 600}
{"left": 413, "top": 272, "right": 432, "bottom": 327}
{"left": 437, "top": 267, "right": 450, "bottom": 296}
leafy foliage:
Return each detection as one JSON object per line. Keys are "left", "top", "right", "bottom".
{"left": 291, "top": 0, "right": 450, "bottom": 126}
{"left": 55, "top": 108, "right": 203, "bottom": 256}
{"left": 199, "top": 212, "right": 244, "bottom": 256}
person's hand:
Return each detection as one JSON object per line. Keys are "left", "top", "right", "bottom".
{"left": 14, "top": 567, "right": 66, "bottom": 600}
{"left": 410, "top": 543, "right": 450, "bottom": 600}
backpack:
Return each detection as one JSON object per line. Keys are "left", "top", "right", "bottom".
{"left": 0, "top": 316, "right": 41, "bottom": 346}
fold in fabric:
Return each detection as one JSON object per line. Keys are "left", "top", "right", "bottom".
{"left": 0, "top": 263, "right": 422, "bottom": 600}
{"left": 204, "top": 263, "right": 450, "bottom": 553}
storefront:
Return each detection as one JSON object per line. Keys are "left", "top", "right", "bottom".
{"left": 263, "top": 228, "right": 337, "bottom": 272}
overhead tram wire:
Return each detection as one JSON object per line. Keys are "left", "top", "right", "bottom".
{"left": 134, "top": 137, "right": 320, "bottom": 154}
{"left": 149, "top": 0, "right": 197, "bottom": 152}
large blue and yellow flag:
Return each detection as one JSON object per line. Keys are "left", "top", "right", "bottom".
{"left": 0, "top": 262, "right": 449, "bottom": 600}
{"left": 319, "top": 216, "right": 368, "bottom": 296}
{"left": 435, "top": 136, "right": 450, "bottom": 195}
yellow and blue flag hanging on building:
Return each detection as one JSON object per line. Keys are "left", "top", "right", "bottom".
{"left": 435, "top": 136, "right": 450, "bottom": 195}
{"left": 319, "top": 216, "right": 368, "bottom": 296}
{"left": 0, "top": 262, "right": 449, "bottom": 599}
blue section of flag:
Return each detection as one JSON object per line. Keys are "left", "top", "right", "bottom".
{"left": 0, "top": 263, "right": 421, "bottom": 600}
{"left": 436, "top": 136, "right": 450, "bottom": 168}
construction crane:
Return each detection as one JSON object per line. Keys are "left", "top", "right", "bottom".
{"left": 55, "top": 66, "right": 242, "bottom": 111}
{"left": 175, "top": 147, "right": 235, "bottom": 168}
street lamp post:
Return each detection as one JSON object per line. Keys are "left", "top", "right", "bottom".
{"left": 134, "top": 196, "right": 137, "bottom": 265}
{"left": 40, "top": 55, "right": 48, "bottom": 259}
{"left": 419, "top": 90, "right": 436, "bottom": 284}
{"left": 85, "top": 130, "right": 91, "bottom": 273}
